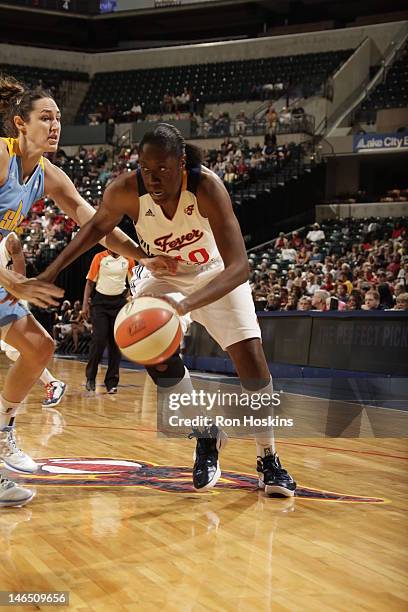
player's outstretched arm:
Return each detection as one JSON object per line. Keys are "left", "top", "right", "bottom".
{"left": 39, "top": 167, "right": 144, "bottom": 283}
{"left": 177, "top": 171, "right": 249, "bottom": 315}
{"left": 42, "top": 160, "right": 144, "bottom": 259}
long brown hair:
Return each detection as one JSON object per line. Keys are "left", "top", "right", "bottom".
{"left": 0, "top": 74, "right": 55, "bottom": 137}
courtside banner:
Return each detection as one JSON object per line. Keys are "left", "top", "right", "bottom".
{"left": 353, "top": 131, "right": 408, "bottom": 153}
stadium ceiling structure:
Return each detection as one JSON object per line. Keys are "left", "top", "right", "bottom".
{"left": 0, "top": 0, "right": 406, "bottom": 51}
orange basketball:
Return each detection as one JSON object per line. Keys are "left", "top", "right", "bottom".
{"left": 114, "top": 297, "right": 182, "bottom": 365}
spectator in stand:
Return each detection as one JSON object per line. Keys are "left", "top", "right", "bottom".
{"left": 296, "top": 246, "right": 310, "bottom": 266}
{"left": 391, "top": 221, "right": 405, "bottom": 240}
{"left": 311, "top": 290, "right": 330, "bottom": 311}
{"left": 307, "top": 223, "right": 325, "bottom": 243}
{"left": 378, "top": 283, "right": 395, "bottom": 309}
{"left": 310, "top": 246, "right": 324, "bottom": 263}
{"left": 393, "top": 293, "right": 408, "bottom": 310}
{"left": 265, "top": 105, "right": 278, "bottom": 133}
{"left": 297, "top": 296, "right": 312, "bottom": 311}
{"left": 291, "top": 231, "right": 303, "bottom": 249}
{"left": 274, "top": 232, "right": 288, "bottom": 250}
{"left": 362, "top": 290, "right": 384, "bottom": 311}
{"left": 279, "top": 107, "right": 291, "bottom": 128}
{"left": 236, "top": 111, "right": 248, "bottom": 135}
{"left": 262, "top": 137, "right": 276, "bottom": 159}
{"left": 89, "top": 114, "right": 100, "bottom": 126}
{"left": 336, "top": 283, "right": 349, "bottom": 304}
{"left": 339, "top": 271, "right": 353, "bottom": 294}
{"left": 175, "top": 88, "right": 191, "bottom": 112}
{"left": 322, "top": 272, "right": 335, "bottom": 292}
{"left": 281, "top": 245, "right": 297, "bottom": 263}
{"left": 387, "top": 254, "right": 401, "bottom": 277}
{"left": 223, "top": 163, "right": 238, "bottom": 186}
{"left": 264, "top": 293, "right": 282, "bottom": 311}
{"left": 284, "top": 294, "right": 298, "bottom": 310}
{"left": 162, "top": 93, "right": 174, "bottom": 113}
{"left": 69, "top": 300, "right": 88, "bottom": 353}
{"left": 53, "top": 300, "right": 72, "bottom": 343}
{"left": 395, "top": 283, "right": 407, "bottom": 297}
{"left": 347, "top": 291, "right": 363, "bottom": 310}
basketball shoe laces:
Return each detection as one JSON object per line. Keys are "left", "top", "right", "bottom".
{"left": 0, "top": 428, "right": 24, "bottom": 459}
{"left": 188, "top": 429, "right": 218, "bottom": 467}
{"left": 258, "top": 453, "right": 291, "bottom": 483}
{"left": 0, "top": 474, "right": 15, "bottom": 491}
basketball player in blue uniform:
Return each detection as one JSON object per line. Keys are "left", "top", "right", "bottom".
{"left": 41, "top": 123, "right": 296, "bottom": 497}
{"left": 0, "top": 75, "right": 144, "bottom": 506}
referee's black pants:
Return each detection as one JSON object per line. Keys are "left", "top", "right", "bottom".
{"left": 86, "top": 291, "right": 127, "bottom": 390}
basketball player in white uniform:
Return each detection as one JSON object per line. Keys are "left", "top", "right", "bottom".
{"left": 39, "top": 124, "right": 296, "bottom": 497}
{"left": 0, "top": 233, "right": 67, "bottom": 408}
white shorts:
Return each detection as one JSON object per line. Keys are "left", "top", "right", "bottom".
{"left": 131, "top": 261, "right": 260, "bottom": 351}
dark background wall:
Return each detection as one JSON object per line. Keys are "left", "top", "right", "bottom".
{"left": 185, "top": 311, "right": 408, "bottom": 376}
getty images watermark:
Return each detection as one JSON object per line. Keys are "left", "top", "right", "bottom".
{"left": 157, "top": 387, "right": 294, "bottom": 435}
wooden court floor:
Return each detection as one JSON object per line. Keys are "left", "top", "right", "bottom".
{"left": 0, "top": 356, "right": 407, "bottom": 612}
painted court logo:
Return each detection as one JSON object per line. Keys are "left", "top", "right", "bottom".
{"left": 18, "top": 458, "right": 386, "bottom": 503}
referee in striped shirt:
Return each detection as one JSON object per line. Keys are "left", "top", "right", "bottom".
{"left": 82, "top": 249, "right": 134, "bottom": 393}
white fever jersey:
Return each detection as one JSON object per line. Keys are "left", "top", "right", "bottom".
{"left": 135, "top": 166, "right": 221, "bottom": 268}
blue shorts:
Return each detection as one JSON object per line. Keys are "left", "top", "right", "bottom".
{"left": 0, "top": 287, "right": 29, "bottom": 330}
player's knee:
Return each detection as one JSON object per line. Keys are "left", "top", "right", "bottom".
{"left": 20, "top": 333, "right": 54, "bottom": 364}
{"left": 145, "top": 352, "right": 185, "bottom": 387}
{"left": 39, "top": 335, "right": 55, "bottom": 362}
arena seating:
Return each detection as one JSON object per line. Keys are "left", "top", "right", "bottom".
{"left": 249, "top": 216, "right": 407, "bottom": 311}
{"left": 0, "top": 63, "right": 88, "bottom": 105}
{"left": 356, "top": 44, "right": 408, "bottom": 123}
{"left": 77, "top": 50, "right": 352, "bottom": 122}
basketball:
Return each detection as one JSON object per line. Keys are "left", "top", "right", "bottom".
{"left": 114, "top": 296, "right": 182, "bottom": 365}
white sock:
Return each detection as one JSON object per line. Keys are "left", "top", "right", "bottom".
{"left": 40, "top": 369, "right": 56, "bottom": 386}
{"left": 242, "top": 377, "right": 276, "bottom": 457}
{"left": 0, "top": 395, "right": 20, "bottom": 430}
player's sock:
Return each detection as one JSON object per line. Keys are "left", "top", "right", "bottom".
{"left": 0, "top": 396, "right": 20, "bottom": 430}
{"left": 39, "top": 368, "right": 55, "bottom": 386}
{"left": 242, "top": 377, "right": 276, "bottom": 457}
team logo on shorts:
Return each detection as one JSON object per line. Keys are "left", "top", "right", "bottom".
{"left": 18, "top": 458, "right": 386, "bottom": 503}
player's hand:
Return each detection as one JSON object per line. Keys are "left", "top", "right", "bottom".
{"left": 139, "top": 256, "right": 178, "bottom": 277}
{"left": 138, "top": 292, "right": 187, "bottom": 317}
{"left": 0, "top": 275, "right": 64, "bottom": 308}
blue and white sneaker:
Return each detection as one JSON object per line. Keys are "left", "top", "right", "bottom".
{"left": 42, "top": 381, "right": 67, "bottom": 407}
{"left": 0, "top": 427, "right": 38, "bottom": 474}
{"left": 0, "top": 473, "right": 35, "bottom": 507}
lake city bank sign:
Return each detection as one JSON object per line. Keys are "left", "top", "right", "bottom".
{"left": 354, "top": 131, "right": 408, "bottom": 153}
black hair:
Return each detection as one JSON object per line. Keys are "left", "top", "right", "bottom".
{"left": 378, "top": 283, "right": 395, "bottom": 308}
{"left": 139, "top": 122, "right": 202, "bottom": 169}
{"left": 0, "top": 74, "right": 55, "bottom": 138}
